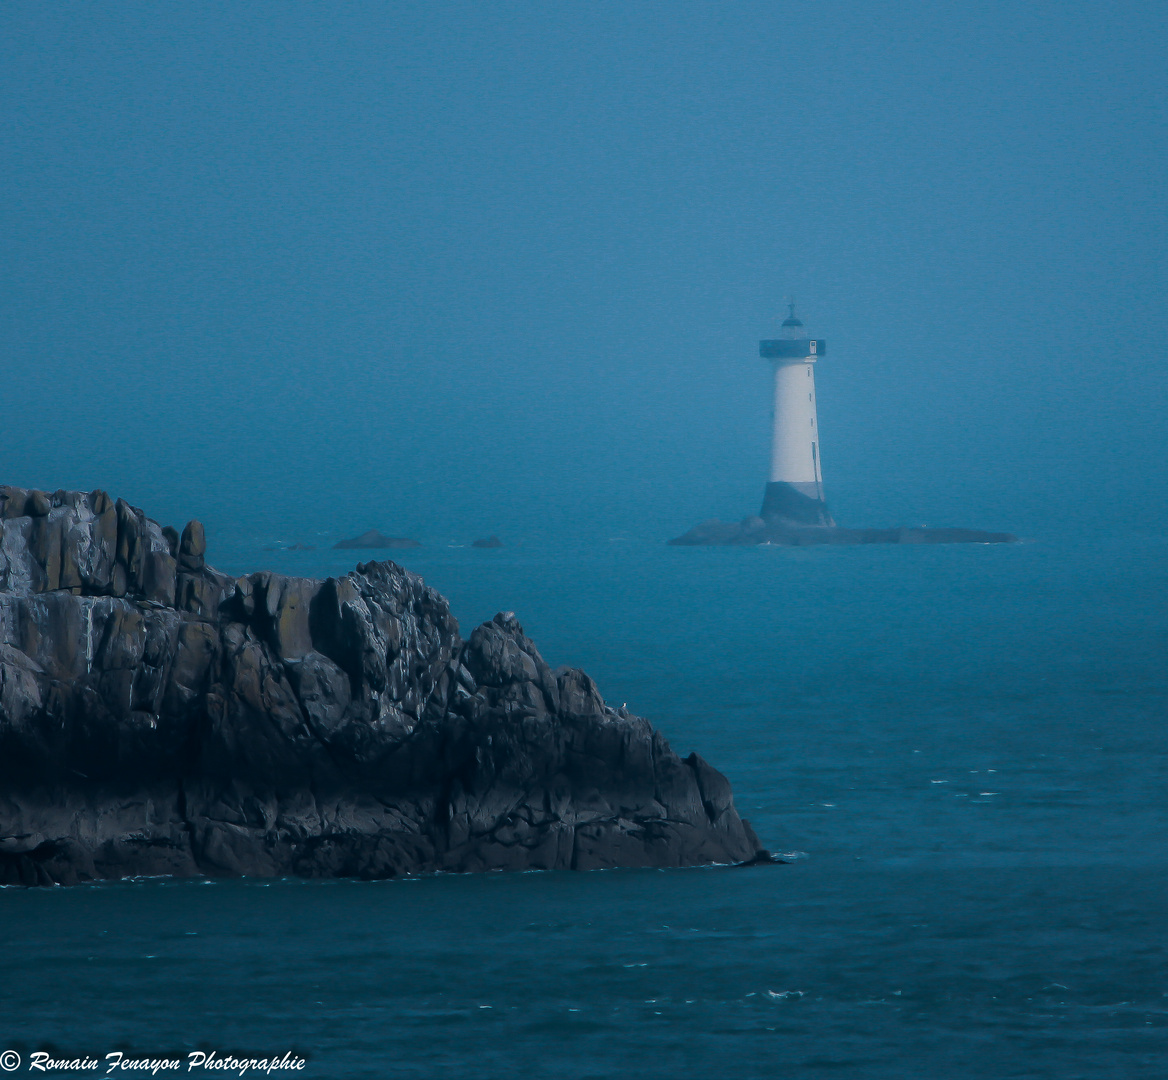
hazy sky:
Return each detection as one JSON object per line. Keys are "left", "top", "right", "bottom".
{"left": 2, "top": 3, "right": 1165, "bottom": 542}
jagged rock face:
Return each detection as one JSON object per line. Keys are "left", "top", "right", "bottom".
{"left": 0, "top": 487, "right": 761, "bottom": 886}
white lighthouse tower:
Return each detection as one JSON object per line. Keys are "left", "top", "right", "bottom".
{"left": 758, "top": 304, "right": 834, "bottom": 526}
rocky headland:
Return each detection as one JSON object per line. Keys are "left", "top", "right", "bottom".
{"left": 0, "top": 486, "right": 764, "bottom": 887}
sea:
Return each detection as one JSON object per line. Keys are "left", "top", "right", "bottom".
{"left": 2, "top": 519, "right": 1167, "bottom": 1079}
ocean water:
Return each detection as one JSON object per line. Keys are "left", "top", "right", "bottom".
{"left": 2, "top": 528, "right": 1167, "bottom": 1078}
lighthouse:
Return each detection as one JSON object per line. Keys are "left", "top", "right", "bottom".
{"left": 668, "top": 304, "right": 1016, "bottom": 545}
{"left": 758, "top": 304, "right": 834, "bottom": 526}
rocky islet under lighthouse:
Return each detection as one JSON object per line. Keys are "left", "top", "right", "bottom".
{"left": 668, "top": 305, "right": 1017, "bottom": 546}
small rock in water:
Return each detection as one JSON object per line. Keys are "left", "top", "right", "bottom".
{"left": 736, "top": 849, "right": 787, "bottom": 866}
{"left": 334, "top": 529, "right": 421, "bottom": 549}
{"left": 471, "top": 535, "right": 503, "bottom": 549}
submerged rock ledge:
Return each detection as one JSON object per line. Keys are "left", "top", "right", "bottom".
{"left": 0, "top": 486, "right": 763, "bottom": 886}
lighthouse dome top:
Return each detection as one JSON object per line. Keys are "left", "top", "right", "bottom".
{"left": 779, "top": 302, "right": 810, "bottom": 340}
{"left": 759, "top": 302, "right": 826, "bottom": 361}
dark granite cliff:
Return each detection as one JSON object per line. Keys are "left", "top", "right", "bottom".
{"left": 0, "top": 487, "right": 763, "bottom": 886}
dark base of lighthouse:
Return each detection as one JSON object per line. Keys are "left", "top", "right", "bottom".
{"left": 760, "top": 481, "right": 835, "bottom": 527}
{"left": 667, "top": 484, "right": 1018, "bottom": 547}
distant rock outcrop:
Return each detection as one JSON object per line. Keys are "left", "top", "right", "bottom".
{"left": 333, "top": 530, "right": 421, "bottom": 550}
{"left": 0, "top": 486, "right": 764, "bottom": 886}
{"left": 471, "top": 535, "right": 503, "bottom": 549}
{"left": 668, "top": 517, "right": 1017, "bottom": 546}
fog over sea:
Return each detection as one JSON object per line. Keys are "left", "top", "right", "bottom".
{"left": 2, "top": 4, "right": 1167, "bottom": 1078}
